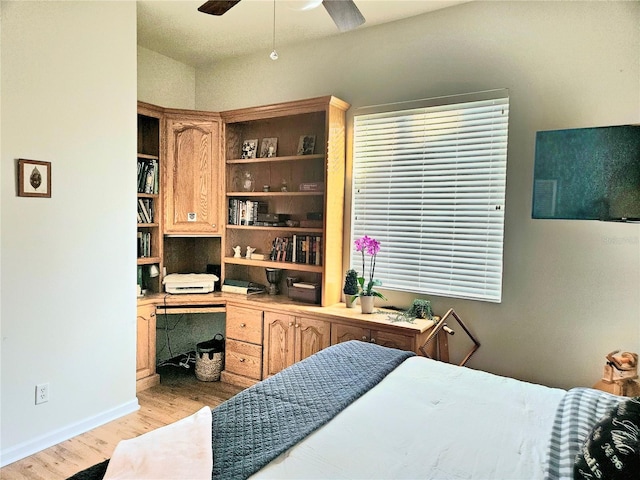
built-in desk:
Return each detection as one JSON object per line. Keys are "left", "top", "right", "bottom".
{"left": 136, "top": 293, "right": 445, "bottom": 390}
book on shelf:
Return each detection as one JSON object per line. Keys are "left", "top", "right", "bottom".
{"left": 137, "top": 158, "right": 159, "bottom": 194}
{"left": 228, "top": 199, "right": 268, "bottom": 226}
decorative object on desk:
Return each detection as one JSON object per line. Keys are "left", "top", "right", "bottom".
{"left": 289, "top": 282, "right": 321, "bottom": 304}
{"left": 265, "top": 268, "right": 282, "bottom": 295}
{"left": 592, "top": 350, "right": 640, "bottom": 396}
{"left": 387, "top": 298, "right": 433, "bottom": 323}
{"left": 250, "top": 252, "right": 266, "bottom": 260}
{"left": 241, "top": 139, "right": 258, "bottom": 159}
{"left": 263, "top": 185, "right": 270, "bottom": 192}
{"left": 245, "top": 246, "right": 256, "bottom": 259}
{"left": 260, "top": 137, "right": 278, "bottom": 158}
{"left": 420, "top": 308, "right": 480, "bottom": 366}
{"left": 241, "top": 171, "right": 255, "bottom": 192}
{"left": 280, "top": 178, "right": 288, "bottom": 192}
{"left": 233, "top": 245, "right": 242, "bottom": 258}
{"left": 297, "top": 135, "right": 316, "bottom": 155}
{"left": 352, "top": 235, "right": 386, "bottom": 313}
{"left": 343, "top": 269, "right": 359, "bottom": 308}
{"left": 18, "top": 159, "right": 51, "bottom": 198}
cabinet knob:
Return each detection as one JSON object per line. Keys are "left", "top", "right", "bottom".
{"left": 295, "top": 323, "right": 300, "bottom": 328}
{"left": 362, "top": 335, "right": 368, "bottom": 341}
{"left": 239, "top": 358, "right": 245, "bottom": 363}
{"left": 150, "top": 313, "right": 155, "bottom": 318}
{"left": 371, "top": 338, "right": 377, "bottom": 344}
{"left": 289, "top": 321, "right": 294, "bottom": 327}
{"left": 240, "top": 323, "right": 246, "bottom": 328}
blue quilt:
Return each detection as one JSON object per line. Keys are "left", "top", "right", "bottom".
{"left": 211, "top": 340, "right": 415, "bottom": 479}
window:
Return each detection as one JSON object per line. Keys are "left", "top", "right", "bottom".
{"left": 351, "top": 90, "right": 509, "bottom": 303}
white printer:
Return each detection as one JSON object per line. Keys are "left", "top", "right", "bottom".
{"left": 162, "top": 273, "right": 218, "bottom": 294}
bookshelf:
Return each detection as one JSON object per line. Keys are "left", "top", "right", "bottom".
{"left": 137, "top": 102, "right": 163, "bottom": 294}
{"left": 220, "top": 96, "right": 350, "bottom": 306}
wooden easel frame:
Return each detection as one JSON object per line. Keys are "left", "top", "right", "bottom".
{"left": 419, "top": 308, "right": 480, "bottom": 366}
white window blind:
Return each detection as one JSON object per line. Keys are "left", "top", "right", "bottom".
{"left": 351, "top": 90, "right": 509, "bottom": 303}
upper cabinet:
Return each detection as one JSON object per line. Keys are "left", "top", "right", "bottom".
{"left": 220, "top": 96, "right": 350, "bottom": 306}
{"left": 164, "top": 110, "right": 223, "bottom": 235}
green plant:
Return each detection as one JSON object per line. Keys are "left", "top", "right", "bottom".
{"left": 343, "top": 269, "right": 359, "bottom": 296}
{"left": 388, "top": 299, "right": 433, "bottom": 323}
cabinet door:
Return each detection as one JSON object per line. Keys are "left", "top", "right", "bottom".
{"left": 295, "top": 316, "right": 331, "bottom": 363}
{"left": 263, "top": 311, "right": 296, "bottom": 378}
{"left": 370, "top": 329, "right": 414, "bottom": 352}
{"left": 136, "top": 303, "right": 156, "bottom": 380}
{"left": 331, "top": 323, "right": 369, "bottom": 344}
{"left": 164, "top": 115, "right": 221, "bottom": 234}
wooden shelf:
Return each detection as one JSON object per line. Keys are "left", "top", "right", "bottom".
{"left": 224, "top": 256, "right": 322, "bottom": 272}
{"left": 227, "top": 191, "right": 323, "bottom": 197}
{"left": 137, "top": 193, "right": 158, "bottom": 199}
{"left": 138, "top": 153, "right": 159, "bottom": 160}
{"left": 137, "top": 256, "right": 161, "bottom": 265}
{"left": 137, "top": 223, "right": 160, "bottom": 228}
{"left": 226, "top": 225, "right": 323, "bottom": 233}
{"left": 227, "top": 154, "right": 324, "bottom": 164}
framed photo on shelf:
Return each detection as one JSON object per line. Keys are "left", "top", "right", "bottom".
{"left": 241, "top": 139, "right": 258, "bottom": 159}
{"left": 260, "top": 137, "right": 278, "bottom": 158}
{"left": 18, "top": 159, "right": 51, "bottom": 198}
{"left": 297, "top": 135, "right": 316, "bottom": 155}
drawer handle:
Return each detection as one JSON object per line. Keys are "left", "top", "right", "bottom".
{"left": 239, "top": 358, "right": 246, "bottom": 363}
{"left": 240, "top": 323, "right": 246, "bottom": 328}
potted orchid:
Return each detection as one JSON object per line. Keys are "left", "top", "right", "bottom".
{"left": 353, "top": 235, "right": 386, "bottom": 313}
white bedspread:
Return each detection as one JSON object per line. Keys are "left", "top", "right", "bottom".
{"left": 252, "top": 356, "right": 566, "bottom": 479}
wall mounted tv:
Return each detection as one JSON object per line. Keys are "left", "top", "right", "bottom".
{"left": 532, "top": 124, "right": 640, "bottom": 221}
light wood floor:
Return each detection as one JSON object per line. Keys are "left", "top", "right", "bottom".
{"left": 0, "top": 368, "right": 244, "bottom": 480}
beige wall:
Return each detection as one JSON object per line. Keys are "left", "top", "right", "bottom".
{"left": 1, "top": 1, "right": 138, "bottom": 465}
{"left": 192, "top": 1, "right": 640, "bottom": 389}
{"left": 138, "top": 46, "right": 196, "bottom": 109}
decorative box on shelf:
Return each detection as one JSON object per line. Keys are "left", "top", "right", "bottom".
{"left": 288, "top": 282, "right": 321, "bottom": 304}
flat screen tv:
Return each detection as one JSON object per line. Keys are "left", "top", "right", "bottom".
{"left": 532, "top": 124, "right": 640, "bottom": 221}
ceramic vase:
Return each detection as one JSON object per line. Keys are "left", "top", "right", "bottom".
{"left": 345, "top": 295, "right": 356, "bottom": 308}
{"left": 360, "top": 295, "right": 375, "bottom": 314}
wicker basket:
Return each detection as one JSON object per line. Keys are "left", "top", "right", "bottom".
{"left": 195, "top": 334, "right": 224, "bottom": 382}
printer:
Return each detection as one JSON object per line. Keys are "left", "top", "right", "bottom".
{"left": 163, "top": 273, "right": 218, "bottom": 294}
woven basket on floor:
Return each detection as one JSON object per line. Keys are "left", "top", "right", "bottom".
{"left": 195, "top": 349, "right": 224, "bottom": 381}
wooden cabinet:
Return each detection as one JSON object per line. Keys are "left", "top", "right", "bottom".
{"left": 137, "top": 102, "right": 164, "bottom": 294}
{"left": 136, "top": 302, "right": 160, "bottom": 391}
{"left": 164, "top": 111, "right": 223, "bottom": 235}
{"left": 331, "top": 322, "right": 415, "bottom": 351}
{"left": 220, "top": 96, "right": 349, "bottom": 306}
{"left": 262, "top": 311, "right": 331, "bottom": 378}
{"left": 221, "top": 303, "right": 264, "bottom": 387}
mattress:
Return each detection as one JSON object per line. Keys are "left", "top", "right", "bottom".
{"left": 252, "top": 356, "right": 566, "bottom": 479}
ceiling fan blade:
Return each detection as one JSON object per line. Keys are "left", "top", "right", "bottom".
{"left": 322, "top": 0, "right": 365, "bottom": 32}
{"left": 198, "top": 0, "right": 241, "bottom": 16}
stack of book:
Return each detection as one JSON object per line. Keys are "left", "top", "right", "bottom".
{"left": 228, "top": 199, "right": 268, "bottom": 225}
{"left": 137, "top": 159, "right": 159, "bottom": 194}
{"left": 269, "top": 235, "right": 322, "bottom": 265}
{"left": 137, "top": 231, "right": 151, "bottom": 257}
{"left": 137, "top": 198, "right": 154, "bottom": 223}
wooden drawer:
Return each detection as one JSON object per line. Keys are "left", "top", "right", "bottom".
{"left": 226, "top": 305, "right": 263, "bottom": 344}
{"left": 225, "top": 338, "right": 262, "bottom": 380}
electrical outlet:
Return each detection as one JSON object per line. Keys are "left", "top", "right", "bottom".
{"left": 35, "top": 383, "right": 49, "bottom": 405}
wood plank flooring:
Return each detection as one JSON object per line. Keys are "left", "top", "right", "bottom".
{"left": 0, "top": 368, "right": 243, "bottom": 480}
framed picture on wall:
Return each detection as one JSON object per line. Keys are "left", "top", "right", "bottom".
{"left": 18, "top": 159, "right": 51, "bottom": 198}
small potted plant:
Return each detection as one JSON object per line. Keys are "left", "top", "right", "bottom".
{"left": 353, "top": 235, "right": 386, "bottom": 313}
{"left": 409, "top": 299, "right": 433, "bottom": 319}
{"left": 343, "top": 269, "right": 359, "bottom": 308}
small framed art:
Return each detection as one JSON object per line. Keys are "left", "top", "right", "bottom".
{"left": 260, "top": 137, "right": 278, "bottom": 158}
{"left": 18, "top": 159, "right": 51, "bottom": 198}
{"left": 297, "top": 135, "right": 316, "bottom": 155}
{"left": 241, "top": 139, "right": 258, "bottom": 159}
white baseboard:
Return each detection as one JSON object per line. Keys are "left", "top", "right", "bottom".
{"left": 0, "top": 399, "right": 140, "bottom": 467}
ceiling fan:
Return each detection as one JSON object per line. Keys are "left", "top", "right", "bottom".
{"left": 198, "top": 0, "right": 366, "bottom": 32}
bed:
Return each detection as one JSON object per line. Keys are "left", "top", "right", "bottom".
{"left": 70, "top": 340, "right": 637, "bottom": 480}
